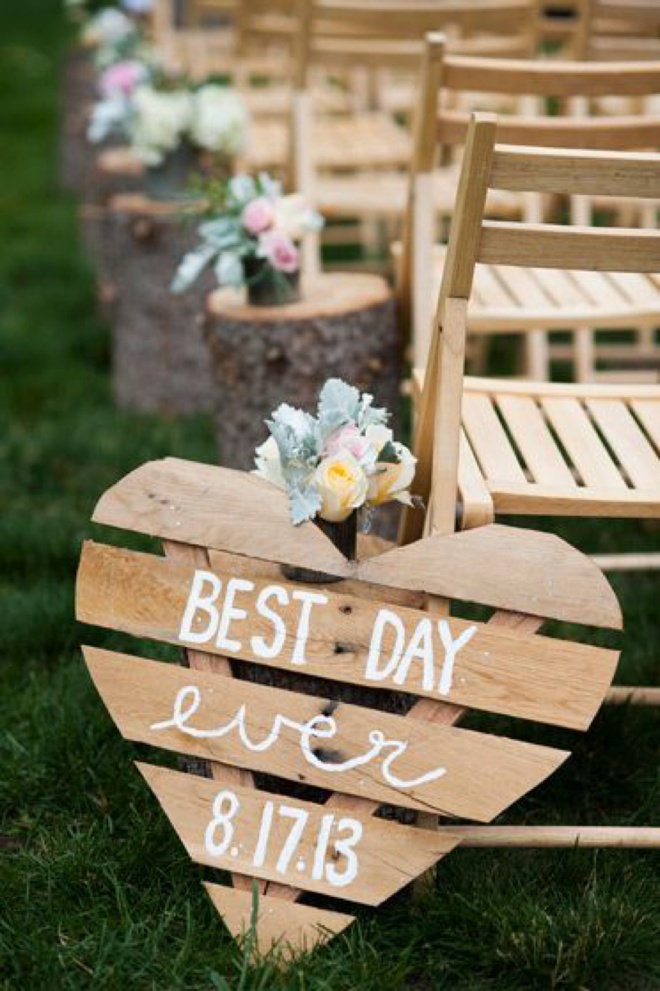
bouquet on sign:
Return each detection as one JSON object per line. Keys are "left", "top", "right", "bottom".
{"left": 171, "top": 172, "right": 323, "bottom": 304}
{"left": 254, "top": 378, "right": 417, "bottom": 526}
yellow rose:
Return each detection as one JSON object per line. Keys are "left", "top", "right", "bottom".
{"left": 367, "top": 445, "right": 416, "bottom": 507}
{"left": 315, "top": 454, "right": 368, "bottom": 522}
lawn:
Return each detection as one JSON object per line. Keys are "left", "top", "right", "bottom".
{"left": 0, "top": 2, "right": 659, "bottom": 988}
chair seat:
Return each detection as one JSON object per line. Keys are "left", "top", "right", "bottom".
{"left": 413, "top": 372, "right": 660, "bottom": 519}
{"left": 427, "top": 248, "right": 660, "bottom": 332}
{"left": 316, "top": 165, "right": 521, "bottom": 219}
{"left": 245, "top": 113, "right": 411, "bottom": 171}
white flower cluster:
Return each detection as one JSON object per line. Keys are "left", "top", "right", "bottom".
{"left": 126, "top": 84, "right": 248, "bottom": 166}
{"left": 189, "top": 85, "right": 248, "bottom": 156}
{"left": 171, "top": 173, "right": 323, "bottom": 294}
{"left": 254, "top": 379, "right": 417, "bottom": 526}
{"left": 129, "top": 86, "right": 193, "bottom": 166}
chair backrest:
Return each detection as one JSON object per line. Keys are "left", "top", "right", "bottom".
{"left": 573, "top": 0, "right": 660, "bottom": 60}
{"left": 399, "top": 35, "right": 660, "bottom": 365}
{"left": 399, "top": 110, "right": 660, "bottom": 544}
{"left": 292, "top": 0, "right": 542, "bottom": 90}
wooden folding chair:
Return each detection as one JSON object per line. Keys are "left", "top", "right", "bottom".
{"left": 573, "top": 0, "right": 660, "bottom": 60}
{"left": 402, "top": 112, "right": 660, "bottom": 585}
{"left": 289, "top": 1, "right": 540, "bottom": 268}
{"left": 398, "top": 37, "right": 660, "bottom": 380}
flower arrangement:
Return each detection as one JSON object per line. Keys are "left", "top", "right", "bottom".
{"left": 171, "top": 173, "right": 323, "bottom": 297}
{"left": 87, "top": 57, "right": 151, "bottom": 143}
{"left": 254, "top": 379, "right": 417, "bottom": 526}
{"left": 128, "top": 85, "right": 194, "bottom": 166}
{"left": 189, "top": 84, "right": 248, "bottom": 157}
{"left": 82, "top": 7, "right": 141, "bottom": 70}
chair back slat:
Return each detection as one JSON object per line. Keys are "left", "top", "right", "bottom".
{"left": 478, "top": 221, "right": 660, "bottom": 273}
{"left": 490, "top": 145, "right": 660, "bottom": 197}
{"left": 442, "top": 57, "right": 660, "bottom": 97}
{"left": 439, "top": 110, "right": 660, "bottom": 150}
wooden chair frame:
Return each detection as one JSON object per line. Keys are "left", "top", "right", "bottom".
{"left": 402, "top": 111, "right": 660, "bottom": 568}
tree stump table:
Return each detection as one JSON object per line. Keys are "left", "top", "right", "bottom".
{"left": 106, "top": 193, "right": 215, "bottom": 415}
{"left": 204, "top": 273, "right": 400, "bottom": 470}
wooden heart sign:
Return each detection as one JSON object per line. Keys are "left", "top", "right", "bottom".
{"left": 76, "top": 457, "right": 622, "bottom": 957}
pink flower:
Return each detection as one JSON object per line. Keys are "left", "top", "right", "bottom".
{"left": 323, "top": 424, "right": 372, "bottom": 462}
{"left": 99, "top": 60, "right": 145, "bottom": 98}
{"left": 242, "top": 197, "right": 275, "bottom": 236}
{"left": 259, "top": 230, "right": 299, "bottom": 274}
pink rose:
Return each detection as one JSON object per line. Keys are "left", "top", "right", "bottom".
{"left": 242, "top": 197, "right": 275, "bottom": 236}
{"left": 323, "top": 424, "right": 371, "bottom": 462}
{"left": 259, "top": 230, "right": 299, "bottom": 274}
{"left": 99, "top": 60, "right": 145, "bottom": 98}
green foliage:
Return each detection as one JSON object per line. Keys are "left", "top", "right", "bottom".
{"left": 0, "top": 2, "right": 659, "bottom": 989}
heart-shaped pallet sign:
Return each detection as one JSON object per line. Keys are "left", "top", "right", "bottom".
{"left": 76, "top": 458, "right": 622, "bottom": 958}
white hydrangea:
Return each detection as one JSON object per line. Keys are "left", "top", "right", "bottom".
{"left": 189, "top": 85, "right": 248, "bottom": 156}
{"left": 129, "top": 86, "right": 193, "bottom": 166}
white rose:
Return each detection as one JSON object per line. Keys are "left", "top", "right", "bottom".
{"left": 365, "top": 423, "right": 393, "bottom": 454}
{"left": 273, "top": 194, "right": 323, "bottom": 240}
{"left": 253, "top": 436, "right": 285, "bottom": 489}
{"left": 315, "top": 454, "right": 368, "bottom": 522}
{"left": 367, "top": 442, "right": 417, "bottom": 507}
{"left": 189, "top": 86, "right": 248, "bottom": 155}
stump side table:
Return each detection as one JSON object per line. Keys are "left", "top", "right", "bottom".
{"left": 204, "top": 272, "right": 401, "bottom": 471}
{"left": 107, "top": 193, "right": 215, "bottom": 415}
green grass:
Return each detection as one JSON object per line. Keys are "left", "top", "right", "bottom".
{"left": 1, "top": 3, "right": 659, "bottom": 988}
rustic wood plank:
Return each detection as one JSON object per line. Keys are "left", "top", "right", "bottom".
{"left": 137, "top": 763, "right": 461, "bottom": 906}
{"left": 204, "top": 883, "right": 355, "bottom": 958}
{"left": 82, "top": 647, "right": 569, "bottom": 822}
{"left": 89, "top": 460, "right": 623, "bottom": 628}
{"left": 490, "top": 146, "right": 660, "bottom": 199}
{"left": 77, "top": 542, "right": 619, "bottom": 729}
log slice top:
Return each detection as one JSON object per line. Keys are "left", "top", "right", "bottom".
{"left": 98, "top": 146, "right": 144, "bottom": 177}
{"left": 206, "top": 273, "right": 392, "bottom": 322}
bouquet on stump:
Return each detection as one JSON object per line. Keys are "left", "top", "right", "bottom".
{"left": 253, "top": 379, "right": 418, "bottom": 571}
{"left": 171, "top": 172, "right": 324, "bottom": 305}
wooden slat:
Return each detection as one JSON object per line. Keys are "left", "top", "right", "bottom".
{"left": 137, "top": 764, "right": 461, "bottom": 905}
{"left": 496, "top": 396, "right": 577, "bottom": 487}
{"left": 83, "top": 647, "right": 568, "bottom": 822}
{"left": 461, "top": 393, "right": 527, "bottom": 483}
{"left": 541, "top": 397, "right": 628, "bottom": 489}
{"left": 76, "top": 542, "right": 618, "bottom": 729}
{"left": 360, "top": 526, "right": 622, "bottom": 629}
{"left": 91, "top": 460, "right": 623, "bottom": 628}
{"left": 488, "top": 481, "right": 660, "bottom": 517}
{"left": 204, "top": 883, "right": 354, "bottom": 957}
{"left": 586, "top": 399, "right": 660, "bottom": 488}
{"left": 631, "top": 399, "right": 660, "bottom": 449}
{"left": 571, "top": 270, "right": 633, "bottom": 309}
{"left": 490, "top": 146, "right": 660, "bottom": 199}
{"left": 493, "top": 266, "right": 558, "bottom": 315}
{"left": 439, "top": 111, "right": 660, "bottom": 152}
{"left": 465, "top": 377, "right": 660, "bottom": 399}
{"left": 478, "top": 222, "right": 660, "bottom": 274}
{"left": 442, "top": 56, "right": 660, "bottom": 97}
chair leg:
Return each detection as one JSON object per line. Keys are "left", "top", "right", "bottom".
{"left": 575, "top": 326, "right": 596, "bottom": 382}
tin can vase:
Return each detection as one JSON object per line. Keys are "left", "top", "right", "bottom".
{"left": 243, "top": 255, "right": 301, "bottom": 307}
{"left": 282, "top": 512, "right": 357, "bottom": 584}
